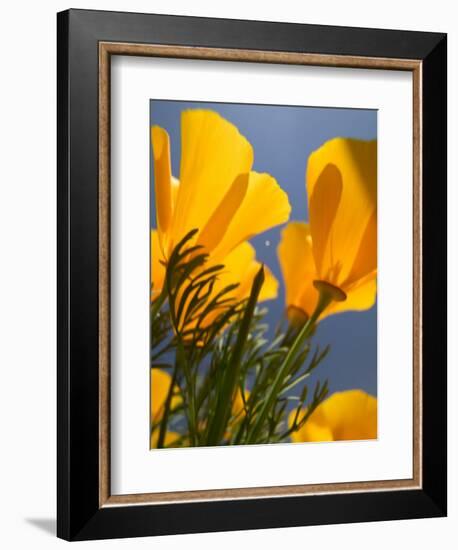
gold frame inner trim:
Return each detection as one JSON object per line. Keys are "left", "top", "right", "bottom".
{"left": 99, "top": 41, "right": 422, "bottom": 507}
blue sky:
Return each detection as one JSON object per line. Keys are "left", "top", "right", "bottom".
{"left": 150, "top": 100, "right": 377, "bottom": 397}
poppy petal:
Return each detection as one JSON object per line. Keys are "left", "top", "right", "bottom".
{"left": 307, "top": 138, "right": 377, "bottom": 285}
{"left": 321, "top": 389, "right": 377, "bottom": 441}
{"left": 291, "top": 390, "right": 377, "bottom": 443}
{"left": 151, "top": 126, "right": 174, "bottom": 248}
{"left": 150, "top": 429, "right": 181, "bottom": 448}
{"left": 196, "top": 173, "right": 249, "bottom": 253}
{"left": 171, "top": 110, "right": 254, "bottom": 248}
{"left": 325, "top": 275, "right": 376, "bottom": 317}
{"left": 278, "top": 222, "right": 318, "bottom": 318}
{"left": 150, "top": 369, "right": 177, "bottom": 421}
{"left": 151, "top": 229, "right": 166, "bottom": 298}
{"left": 214, "top": 172, "right": 291, "bottom": 260}
{"left": 216, "top": 241, "right": 278, "bottom": 302}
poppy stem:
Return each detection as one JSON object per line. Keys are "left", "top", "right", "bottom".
{"left": 205, "top": 265, "right": 265, "bottom": 446}
{"left": 245, "top": 283, "right": 341, "bottom": 443}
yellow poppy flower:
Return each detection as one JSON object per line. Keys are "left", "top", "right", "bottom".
{"left": 290, "top": 389, "right": 377, "bottom": 442}
{"left": 151, "top": 109, "right": 290, "bottom": 303}
{"left": 278, "top": 138, "right": 377, "bottom": 320}
{"left": 150, "top": 369, "right": 181, "bottom": 448}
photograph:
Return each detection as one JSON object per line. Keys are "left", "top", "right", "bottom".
{"left": 150, "top": 100, "right": 378, "bottom": 449}
{"left": 50, "top": 6, "right": 446, "bottom": 543}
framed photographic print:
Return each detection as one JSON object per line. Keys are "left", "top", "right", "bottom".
{"left": 57, "top": 9, "right": 447, "bottom": 541}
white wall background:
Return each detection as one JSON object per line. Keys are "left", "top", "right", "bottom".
{"left": 0, "top": 1, "right": 454, "bottom": 548}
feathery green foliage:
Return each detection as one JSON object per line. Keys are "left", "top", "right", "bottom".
{"left": 150, "top": 229, "right": 330, "bottom": 448}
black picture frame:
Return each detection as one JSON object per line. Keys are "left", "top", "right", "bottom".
{"left": 57, "top": 8, "right": 447, "bottom": 541}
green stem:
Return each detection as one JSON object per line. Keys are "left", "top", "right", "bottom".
{"left": 205, "top": 266, "right": 264, "bottom": 446}
{"left": 232, "top": 413, "right": 249, "bottom": 445}
{"left": 177, "top": 342, "right": 199, "bottom": 446}
{"left": 245, "top": 284, "right": 337, "bottom": 444}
